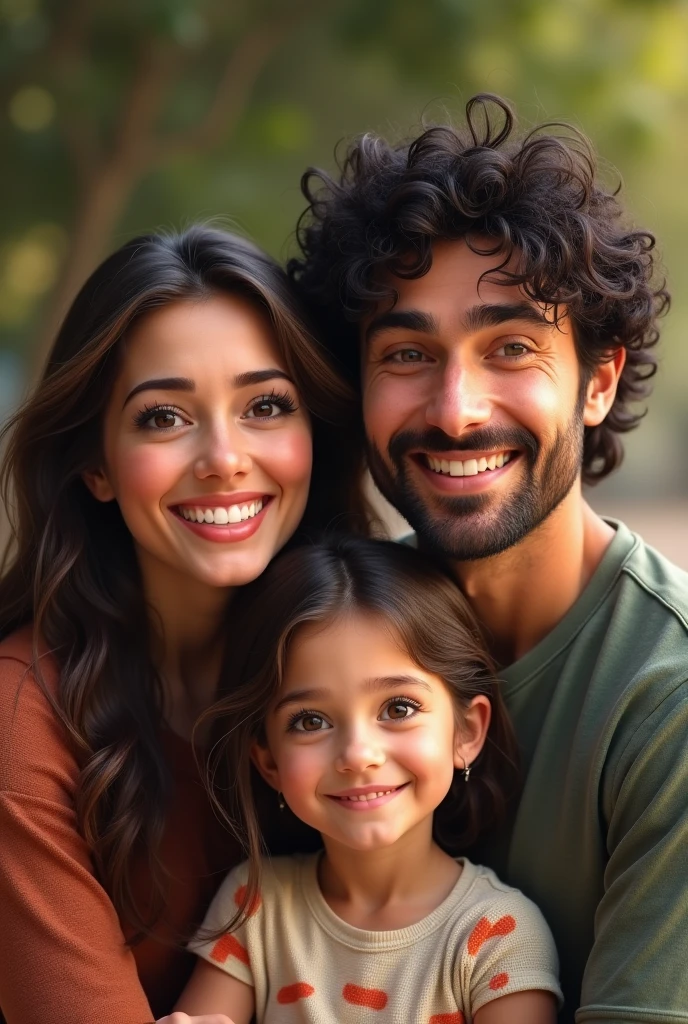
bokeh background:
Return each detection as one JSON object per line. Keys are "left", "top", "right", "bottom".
{"left": 1, "top": 0, "right": 686, "bottom": 563}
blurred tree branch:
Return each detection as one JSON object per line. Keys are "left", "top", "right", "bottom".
{"left": 28, "top": 0, "right": 319, "bottom": 372}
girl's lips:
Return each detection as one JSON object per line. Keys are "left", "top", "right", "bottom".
{"left": 172, "top": 497, "right": 272, "bottom": 544}
{"left": 325, "top": 782, "right": 410, "bottom": 811}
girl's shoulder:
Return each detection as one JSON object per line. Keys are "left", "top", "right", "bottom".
{"left": 0, "top": 625, "right": 76, "bottom": 797}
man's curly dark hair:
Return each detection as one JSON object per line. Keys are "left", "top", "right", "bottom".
{"left": 288, "top": 94, "right": 670, "bottom": 484}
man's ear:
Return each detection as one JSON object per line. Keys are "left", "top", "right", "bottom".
{"left": 453, "top": 695, "right": 491, "bottom": 772}
{"left": 82, "top": 467, "right": 116, "bottom": 503}
{"left": 583, "top": 347, "right": 626, "bottom": 428}
{"left": 250, "top": 740, "right": 281, "bottom": 793}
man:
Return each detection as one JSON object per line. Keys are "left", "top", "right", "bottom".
{"left": 289, "top": 95, "right": 688, "bottom": 1023}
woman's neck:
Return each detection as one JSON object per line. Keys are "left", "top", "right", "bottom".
{"left": 317, "top": 819, "right": 461, "bottom": 931}
{"left": 138, "top": 550, "right": 233, "bottom": 740}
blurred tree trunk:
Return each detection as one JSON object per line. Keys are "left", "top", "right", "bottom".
{"left": 32, "top": 3, "right": 316, "bottom": 374}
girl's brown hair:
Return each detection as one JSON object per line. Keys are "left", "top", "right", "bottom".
{"left": 0, "top": 226, "right": 369, "bottom": 939}
{"left": 204, "top": 535, "right": 519, "bottom": 929}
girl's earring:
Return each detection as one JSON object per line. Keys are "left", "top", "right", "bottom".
{"left": 460, "top": 757, "right": 472, "bottom": 783}
{"left": 278, "top": 792, "right": 286, "bottom": 811}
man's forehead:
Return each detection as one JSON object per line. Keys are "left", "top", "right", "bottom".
{"left": 360, "top": 238, "right": 561, "bottom": 338}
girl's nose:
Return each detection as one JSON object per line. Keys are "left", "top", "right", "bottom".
{"left": 334, "top": 728, "right": 386, "bottom": 774}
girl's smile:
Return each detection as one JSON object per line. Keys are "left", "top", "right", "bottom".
{"left": 253, "top": 612, "right": 489, "bottom": 854}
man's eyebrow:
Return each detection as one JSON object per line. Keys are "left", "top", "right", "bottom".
{"left": 232, "top": 368, "right": 293, "bottom": 389}
{"left": 123, "top": 376, "right": 195, "bottom": 408}
{"left": 464, "top": 301, "right": 552, "bottom": 332}
{"left": 365, "top": 309, "right": 440, "bottom": 345}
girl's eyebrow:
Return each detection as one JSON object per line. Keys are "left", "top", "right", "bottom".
{"left": 274, "top": 675, "right": 432, "bottom": 712}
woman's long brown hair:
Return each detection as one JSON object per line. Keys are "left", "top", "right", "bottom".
{"left": 0, "top": 226, "right": 369, "bottom": 938}
{"left": 203, "top": 536, "right": 519, "bottom": 932}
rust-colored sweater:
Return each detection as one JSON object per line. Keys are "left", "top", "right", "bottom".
{"left": 0, "top": 627, "right": 242, "bottom": 1024}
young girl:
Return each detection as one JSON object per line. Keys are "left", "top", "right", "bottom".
{"left": 164, "top": 537, "right": 561, "bottom": 1024}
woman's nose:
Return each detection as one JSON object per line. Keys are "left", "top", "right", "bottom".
{"left": 193, "top": 424, "right": 253, "bottom": 481}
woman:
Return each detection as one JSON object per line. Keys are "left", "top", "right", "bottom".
{"left": 0, "top": 226, "right": 366, "bottom": 1023}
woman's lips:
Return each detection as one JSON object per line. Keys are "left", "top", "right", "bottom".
{"left": 172, "top": 496, "right": 272, "bottom": 544}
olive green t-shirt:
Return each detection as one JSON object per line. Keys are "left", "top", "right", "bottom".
{"left": 480, "top": 520, "right": 688, "bottom": 1023}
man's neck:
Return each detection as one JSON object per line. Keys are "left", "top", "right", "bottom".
{"left": 450, "top": 488, "right": 615, "bottom": 666}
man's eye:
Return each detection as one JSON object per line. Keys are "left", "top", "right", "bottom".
{"left": 391, "top": 349, "right": 426, "bottom": 363}
{"left": 495, "top": 341, "right": 530, "bottom": 357}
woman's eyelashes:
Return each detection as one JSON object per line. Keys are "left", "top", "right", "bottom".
{"left": 285, "top": 697, "right": 424, "bottom": 734}
{"left": 133, "top": 404, "right": 188, "bottom": 431}
{"left": 243, "top": 389, "right": 298, "bottom": 419}
{"left": 132, "top": 389, "right": 299, "bottom": 431}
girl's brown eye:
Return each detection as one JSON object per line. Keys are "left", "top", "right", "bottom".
{"left": 301, "top": 715, "right": 325, "bottom": 731}
{"left": 387, "top": 703, "right": 410, "bottom": 720}
{"left": 252, "top": 401, "right": 275, "bottom": 418}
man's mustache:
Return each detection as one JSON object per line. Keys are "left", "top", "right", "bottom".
{"left": 387, "top": 426, "right": 539, "bottom": 465}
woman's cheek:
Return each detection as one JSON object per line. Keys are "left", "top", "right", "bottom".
{"left": 262, "top": 425, "right": 312, "bottom": 491}
{"left": 112, "top": 443, "right": 181, "bottom": 510}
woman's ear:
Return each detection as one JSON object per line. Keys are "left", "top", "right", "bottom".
{"left": 82, "top": 467, "right": 116, "bottom": 503}
{"left": 250, "top": 740, "right": 281, "bottom": 792}
{"left": 453, "top": 695, "right": 492, "bottom": 772}
{"left": 583, "top": 347, "right": 626, "bottom": 428}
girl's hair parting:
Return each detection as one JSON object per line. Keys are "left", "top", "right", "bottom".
{"left": 0, "top": 226, "right": 368, "bottom": 940}
{"left": 202, "top": 535, "right": 519, "bottom": 931}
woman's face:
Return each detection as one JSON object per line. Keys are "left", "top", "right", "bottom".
{"left": 85, "top": 293, "right": 312, "bottom": 590}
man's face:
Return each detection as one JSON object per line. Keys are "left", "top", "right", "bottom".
{"left": 362, "top": 240, "right": 587, "bottom": 562}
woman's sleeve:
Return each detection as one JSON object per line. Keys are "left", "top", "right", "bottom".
{"left": 0, "top": 654, "right": 155, "bottom": 1024}
{"left": 187, "top": 862, "right": 256, "bottom": 991}
{"left": 460, "top": 887, "right": 563, "bottom": 1017}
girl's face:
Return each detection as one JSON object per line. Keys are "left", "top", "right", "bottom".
{"left": 84, "top": 294, "right": 312, "bottom": 590}
{"left": 254, "top": 613, "right": 490, "bottom": 852}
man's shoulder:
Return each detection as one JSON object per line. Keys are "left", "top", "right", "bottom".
{"left": 617, "top": 525, "right": 688, "bottom": 635}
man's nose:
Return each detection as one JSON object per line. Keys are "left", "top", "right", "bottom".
{"left": 334, "top": 725, "right": 386, "bottom": 774}
{"left": 193, "top": 422, "right": 253, "bottom": 480}
{"left": 425, "top": 363, "right": 491, "bottom": 438}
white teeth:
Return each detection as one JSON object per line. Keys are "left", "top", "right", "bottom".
{"left": 179, "top": 499, "right": 265, "bottom": 525}
{"left": 425, "top": 454, "right": 512, "bottom": 477}
{"left": 339, "top": 789, "right": 394, "bottom": 802}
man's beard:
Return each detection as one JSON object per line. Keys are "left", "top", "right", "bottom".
{"left": 367, "top": 401, "right": 585, "bottom": 562}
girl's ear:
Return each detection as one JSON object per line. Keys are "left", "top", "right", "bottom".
{"left": 250, "top": 740, "right": 281, "bottom": 792}
{"left": 82, "top": 466, "right": 116, "bottom": 503}
{"left": 453, "top": 695, "right": 491, "bottom": 772}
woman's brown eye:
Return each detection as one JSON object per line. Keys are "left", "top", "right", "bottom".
{"left": 154, "top": 412, "right": 177, "bottom": 428}
{"left": 253, "top": 401, "right": 275, "bottom": 418}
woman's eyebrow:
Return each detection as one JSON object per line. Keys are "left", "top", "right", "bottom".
{"left": 232, "top": 368, "right": 293, "bottom": 388}
{"left": 122, "top": 368, "right": 293, "bottom": 409}
{"left": 123, "top": 376, "right": 194, "bottom": 408}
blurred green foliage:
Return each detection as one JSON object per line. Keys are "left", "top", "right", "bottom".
{"left": 1, "top": 0, "right": 687, "bottom": 492}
